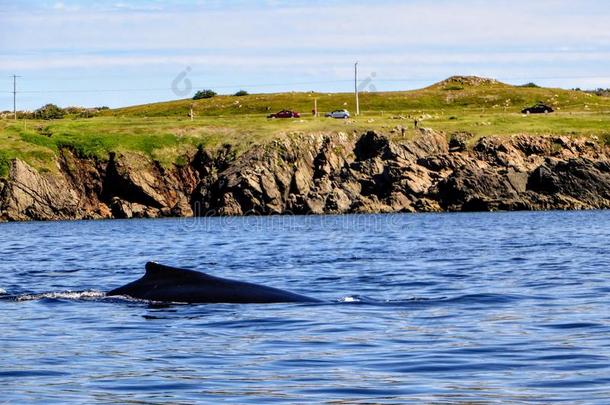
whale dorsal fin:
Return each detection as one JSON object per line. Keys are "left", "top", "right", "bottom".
{"left": 144, "top": 262, "right": 209, "bottom": 280}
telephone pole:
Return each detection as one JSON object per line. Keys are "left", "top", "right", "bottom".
{"left": 354, "top": 62, "right": 360, "bottom": 116}
{"left": 11, "top": 74, "right": 21, "bottom": 120}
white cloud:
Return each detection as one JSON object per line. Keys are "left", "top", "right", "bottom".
{"left": 2, "top": 50, "right": 609, "bottom": 72}
{"left": 51, "top": 1, "right": 81, "bottom": 11}
{"left": 3, "top": 1, "right": 610, "bottom": 52}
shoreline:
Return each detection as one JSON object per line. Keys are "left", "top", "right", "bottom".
{"left": 1, "top": 207, "right": 607, "bottom": 225}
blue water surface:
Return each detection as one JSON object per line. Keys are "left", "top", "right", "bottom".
{"left": 1, "top": 211, "right": 610, "bottom": 403}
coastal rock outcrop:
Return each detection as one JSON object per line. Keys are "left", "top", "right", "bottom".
{"left": 2, "top": 129, "right": 610, "bottom": 221}
{"left": 0, "top": 159, "right": 81, "bottom": 221}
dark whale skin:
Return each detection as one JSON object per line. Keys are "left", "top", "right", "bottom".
{"left": 107, "top": 262, "right": 320, "bottom": 304}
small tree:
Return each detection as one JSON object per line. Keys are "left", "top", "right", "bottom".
{"left": 35, "top": 104, "right": 65, "bottom": 120}
{"left": 193, "top": 89, "right": 217, "bottom": 100}
{"left": 234, "top": 90, "right": 249, "bottom": 96}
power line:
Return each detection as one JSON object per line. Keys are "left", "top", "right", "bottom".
{"left": 2, "top": 74, "right": 610, "bottom": 109}
{"left": 0, "top": 79, "right": 355, "bottom": 95}
{"left": 2, "top": 75, "right": 609, "bottom": 96}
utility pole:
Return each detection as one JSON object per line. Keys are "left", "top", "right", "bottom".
{"left": 354, "top": 62, "right": 360, "bottom": 116}
{"left": 11, "top": 74, "right": 20, "bottom": 120}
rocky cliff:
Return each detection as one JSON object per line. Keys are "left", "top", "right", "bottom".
{"left": 2, "top": 129, "right": 610, "bottom": 221}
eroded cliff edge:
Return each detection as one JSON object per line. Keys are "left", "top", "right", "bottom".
{"left": 2, "top": 129, "right": 610, "bottom": 221}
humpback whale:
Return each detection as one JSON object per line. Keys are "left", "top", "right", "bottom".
{"left": 107, "top": 262, "right": 320, "bottom": 304}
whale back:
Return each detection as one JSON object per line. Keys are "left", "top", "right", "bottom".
{"left": 107, "top": 262, "right": 319, "bottom": 304}
{"left": 143, "top": 262, "right": 220, "bottom": 283}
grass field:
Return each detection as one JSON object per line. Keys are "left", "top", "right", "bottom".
{"left": 1, "top": 77, "right": 610, "bottom": 177}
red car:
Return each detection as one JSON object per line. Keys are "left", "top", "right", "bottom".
{"left": 267, "top": 110, "right": 300, "bottom": 119}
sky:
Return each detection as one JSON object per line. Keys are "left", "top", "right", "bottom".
{"left": 1, "top": 0, "right": 610, "bottom": 110}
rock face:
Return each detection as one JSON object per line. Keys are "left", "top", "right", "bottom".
{"left": 2, "top": 130, "right": 610, "bottom": 221}
{"left": 0, "top": 159, "right": 82, "bottom": 221}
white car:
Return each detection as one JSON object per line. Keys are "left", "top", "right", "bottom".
{"left": 325, "top": 109, "right": 350, "bottom": 119}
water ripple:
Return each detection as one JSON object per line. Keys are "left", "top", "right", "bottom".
{"left": 2, "top": 211, "right": 610, "bottom": 402}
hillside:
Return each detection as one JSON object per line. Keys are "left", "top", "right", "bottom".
{"left": 106, "top": 75, "right": 610, "bottom": 117}
{"left": 1, "top": 76, "right": 610, "bottom": 178}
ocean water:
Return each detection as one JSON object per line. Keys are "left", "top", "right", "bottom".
{"left": 1, "top": 211, "right": 610, "bottom": 403}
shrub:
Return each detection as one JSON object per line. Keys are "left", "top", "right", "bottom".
{"left": 16, "top": 111, "right": 34, "bottom": 119}
{"left": 174, "top": 155, "right": 188, "bottom": 167}
{"left": 77, "top": 110, "right": 99, "bottom": 119}
{"left": 63, "top": 106, "right": 84, "bottom": 114}
{"left": 193, "top": 89, "right": 217, "bottom": 100}
{"left": 35, "top": 104, "right": 65, "bottom": 120}
{"left": 443, "top": 85, "right": 464, "bottom": 91}
{"left": 234, "top": 90, "right": 249, "bottom": 96}
{"left": 519, "top": 82, "right": 540, "bottom": 88}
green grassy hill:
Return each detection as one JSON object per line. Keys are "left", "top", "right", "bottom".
{"left": 106, "top": 76, "right": 610, "bottom": 118}
{"left": 2, "top": 76, "right": 610, "bottom": 177}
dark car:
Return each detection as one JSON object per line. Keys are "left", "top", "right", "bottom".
{"left": 521, "top": 102, "right": 554, "bottom": 114}
{"left": 267, "top": 110, "right": 300, "bottom": 119}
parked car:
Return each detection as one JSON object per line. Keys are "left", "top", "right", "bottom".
{"left": 325, "top": 109, "right": 350, "bottom": 119}
{"left": 521, "top": 102, "right": 554, "bottom": 114}
{"left": 267, "top": 110, "right": 300, "bottom": 119}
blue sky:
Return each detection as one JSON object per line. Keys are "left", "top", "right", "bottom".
{"left": 1, "top": 0, "right": 610, "bottom": 110}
